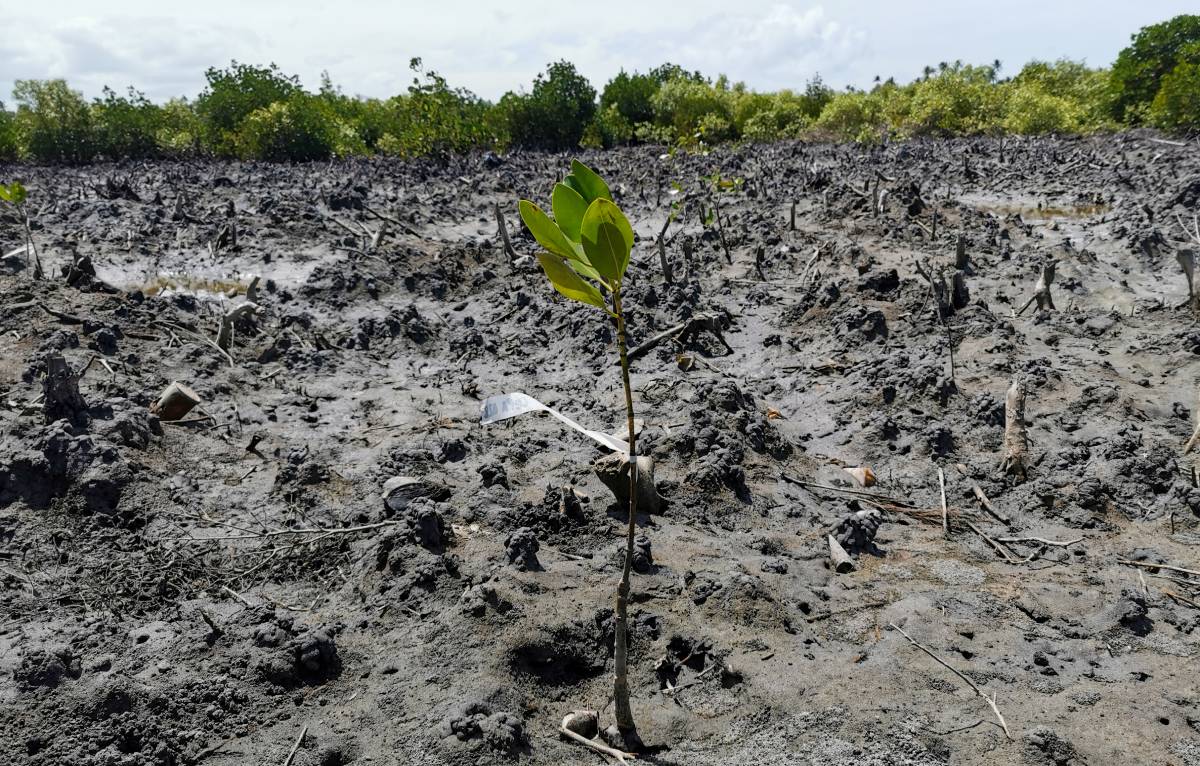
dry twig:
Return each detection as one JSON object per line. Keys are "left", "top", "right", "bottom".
{"left": 890, "top": 623, "right": 1012, "bottom": 739}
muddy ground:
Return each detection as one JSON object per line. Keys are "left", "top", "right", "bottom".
{"left": 2, "top": 133, "right": 1199, "bottom": 766}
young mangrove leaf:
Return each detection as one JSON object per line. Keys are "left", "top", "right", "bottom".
{"left": 519, "top": 199, "right": 577, "bottom": 261}
{"left": 536, "top": 253, "right": 608, "bottom": 311}
{"left": 568, "top": 159, "right": 612, "bottom": 203}
{"left": 0, "top": 182, "right": 26, "bottom": 205}
{"left": 552, "top": 183, "right": 588, "bottom": 242}
{"left": 582, "top": 221, "right": 627, "bottom": 286}
{"left": 581, "top": 198, "right": 634, "bottom": 279}
{"left": 520, "top": 198, "right": 604, "bottom": 283}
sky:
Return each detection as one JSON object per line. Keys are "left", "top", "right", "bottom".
{"left": 1, "top": 1, "right": 1196, "bottom": 104}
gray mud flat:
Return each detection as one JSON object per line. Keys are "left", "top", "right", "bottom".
{"left": 2, "top": 134, "right": 1200, "bottom": 765}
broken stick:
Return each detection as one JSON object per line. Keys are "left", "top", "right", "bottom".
{"left": 495, "top": 203, "right": 517, "bottom": 264}
{"left": 890, "top": 623, "right": 1012, "bottom": 739}
{"left": 971, "top": 483, "right": 1011, "bottom": 526}
{"left": 623, "top": 313, "right": 732, "bottom": 364}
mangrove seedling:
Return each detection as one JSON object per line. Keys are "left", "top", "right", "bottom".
{"left": 703, "top": 172, "right": 741, "bottom": 264}
{"left": 0, "top": 181, "right": 44, "bottom": 279}
{"left": 518, "top": 159, "right": 645, "bottom": 752}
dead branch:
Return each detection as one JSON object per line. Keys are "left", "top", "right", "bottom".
{"left": 970, "top": 483, "right": 1011, "bottom": 526}
{"left": 283, "top": 724, "right": 308, "bottom": 766}
{"left": 623, "top": 312, "right": 731, "bottom": 363}
{"left": 914, "top": 260, "right": 957, "bottom": 383}
{"left": 890, "top": 623, "right": 1012, "bottom": 739}
{"left": 558, "top": 721, "right": 636, "bottom": 765}
{"left": 1117, "top": 559, "right": 1200, "bottom": 577}
{"left": 938, "top": 466, "right": 949, "bottom": 537}
{"left": 494, "top": 203, "right": 518, "bottom": 264}
{"left": 151, "top": 381, "right": 201, "bottom": 422}
{"left": 964, "top": 520, "right": 1022, "bottom": 564}
{"left": 362, "top": 203, "right": 421, "bottom": 237}
{"left": 995, "top": 536, "right": 1082, "bottom": 548}
{"left": 656, "top": 216, "right": 674, "bottom": 284}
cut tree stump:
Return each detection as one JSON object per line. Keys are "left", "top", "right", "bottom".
{"left": 951, "top": 270, "right": 970, "bottom": 309}
{"left": 1177, "top": 250, "right": 1200, "bottom": 315}
{"left": 1000, "top": 377, "right": 1029, "bottom": 481}
{"left": 828, "top": 535, "right": 854, "bottom": 573}
{"left": 216, "top": 302, "right": 258, "bottom": 351}
{"left": 151, "top": 381, "right": 200, "bottom": 422}
{"left": 43, "top": 354, "right": 87, "bottom": 425}
{"left": 1017, "top": 262, "right": 1057, "bottom": 315}
{"left": 593, "top": 453, "right": 662, "bottom": 516}
{"left": 1184, "top": 387, "right": 1200, "bottom": 456}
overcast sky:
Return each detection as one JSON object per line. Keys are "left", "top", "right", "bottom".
{"left": 1, "top": 1, "right": 1195, "bottom": 104}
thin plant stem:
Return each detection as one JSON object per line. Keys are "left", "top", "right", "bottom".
{"left": 611, "top": 287, "right": 639, "bottom": 737}
{"left": 20, "top": 205, "right": 43, "bottom": 280}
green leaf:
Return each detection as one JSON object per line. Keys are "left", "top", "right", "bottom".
{"left": 518, "top": 199, "right": 578, "bottom": 261}
{"left": 552, "top": 183, "right": 587, "bottom": 242}
{"left": 568, "top": 159, "right": 612, "bottom": 203}
{"left": 583, "top": 222, "right": 630, "bottom": 285}
{"left": 580, "top": 198, "right": 634, "bottom": 280}
{"left": 0, "top": 182, "right": 25, "bottom": 205}
{"left": 536, "top": 253, "right": 608, "bottom": 311}
{"left": 563, "top": 175, "right": 586, "bottom": 200}
{"left": 520, "top": 198, "right": 604, "bottom": 281}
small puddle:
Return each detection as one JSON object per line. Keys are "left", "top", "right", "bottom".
{"left": 970, "top": 199, "right": 1110, "bottom": 221}
{"left": 136, "top": 273, "right": 253, "bottom": 300}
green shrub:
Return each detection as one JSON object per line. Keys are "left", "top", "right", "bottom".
{"left": 0, "top": 102, "right": 16, "bottom": 160}
{"left": 600, "top": 70, "right": 659, "bottom": 126}
{"left": 498, "top": 61, "right": 596, "bottom": 151}
{"left": 582, "top": 104, "right": 633, "bottom": 149}
{"left": 652, "top": 77, "right": 731, "bottom": 142}
{"left": 1002, "top": 88, "right": 1078, "bottom": 134}
{"left": 632, "top": 121, "right": 674, "bottom": 145}
{"left": 234, "top": 95, "right": 334, "bottom": 161}
{"left": 91, "top": 87, "right": 163, "bottom": 159}
{"left": 380, "top": 59, "right": 493, "bottom": 157}
{"left": 1148, "top": 44, "right": 1200, "bottom": 131}
{"left": 738, "top": 81, "right": 830, "bottom": 142}
{"left": 813, "top": 90, "right": 883, "bottom": 141}
{"left": 316, "top": 72, "right": 386, "bottom": 151}
{"left": 196, "top": 61, "right": 302, "bottom": 155}
{"left": 742, "top": 99, "right": 808, "bottom": 142}
{"left": 1111, "top": 15, "right": 1200, "bottom": 123}
{"left": 11, "top": 79, "right": 96, "bottom": 163}
{"left": 906, "top": 64, "right": 1003, "bottom": 135}
{"left": 155, "top": 98, "right": 203, "bottom": 156}
{"left": 597, "top": 63, "right": 703, "bottom": 139}
{"left": 1008, "top": 60, "right": 1111, "bottom": 131}
{"left": 799, "top": 75, "right": 835, "bottom": 120}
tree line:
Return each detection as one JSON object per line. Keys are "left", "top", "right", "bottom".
{"left": 0, "top": 15, "right": 1196, "bottom": 164}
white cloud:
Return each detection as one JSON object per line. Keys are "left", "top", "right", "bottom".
{"left": 1, "top": 0, "right": 1197, "bottom": 106}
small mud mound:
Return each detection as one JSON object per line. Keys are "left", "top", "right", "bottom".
{"left": 508, "top": 623, "right": 606, "bottom": 687}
